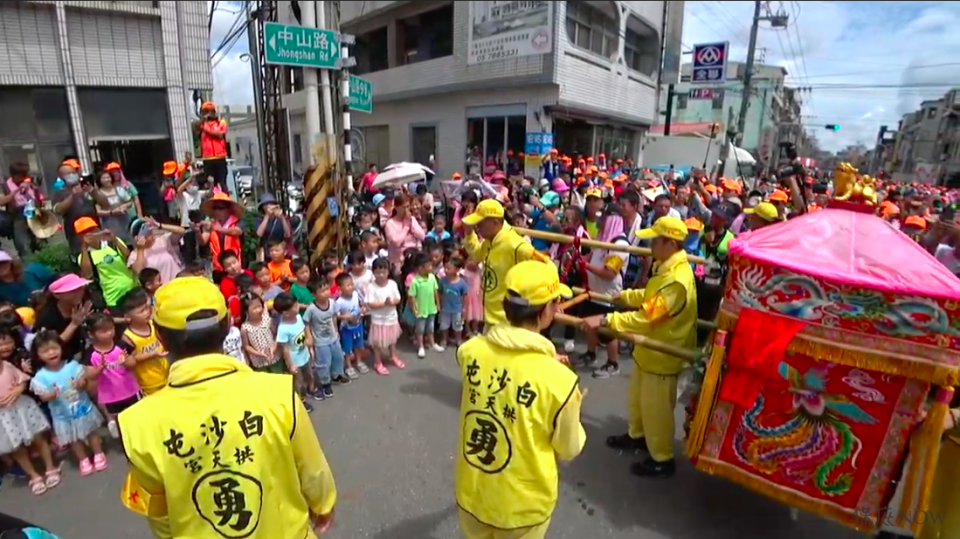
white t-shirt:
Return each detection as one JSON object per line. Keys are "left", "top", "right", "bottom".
{"left": 587, "top": 238, "right": 630, "bottom": 300}
{"left": 935, "top": 244, "right": 960, "bottom": 275}
{"left": 365, "top": 279, "right": 400, "bottom": 325}
{"left": 349, "top": 269, "right": 374, "bottom": 300}
{"left": 179, "top": 189, "right": 209, "bottom": 226}
{"left": 625, "top": 213, "right": 644, "bottom": 246}
{"left": 223, "top": 326, "right": 246, "bottom": 364}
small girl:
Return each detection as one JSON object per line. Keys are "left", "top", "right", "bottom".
{"left": 365, "top": 257, "right": 404, "bottom": 374}
{"left": 407, "top": 252, "right": 441, "bottom": 358}
{"left": 239, "top": 293, "right": 282, "bottom": 374}
{"left": 461, "top": 258, "right": 484, "bottom": 336}
{"left": 85, "top": 314, "right": 141, "bottom": 439}
{"left": 30, "top": 330, "right": 106, "bottom": 476}
{"left": 0, "top": 327, "right": 58, "bottom": 495}
{"left": 223, "top": 317, "right": 246, "bottom": 364}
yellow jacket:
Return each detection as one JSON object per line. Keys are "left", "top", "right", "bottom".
{"left": 118, "top": 354, "right": 337, "bottom": 539}
{"left": 464, "top": 223, "right": 548, "bottom": 325}
{"left": 608, "top": 249, "right": 698, "bottom": 375}
{"left": 455, "top": 324, "right": 586, "bottom": 529}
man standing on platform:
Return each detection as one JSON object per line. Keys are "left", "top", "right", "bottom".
{"left": 582, "top": 216, "right": 698, "bottom": 478}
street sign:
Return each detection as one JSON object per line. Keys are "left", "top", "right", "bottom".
{"left": 348, "top": 75, "right": 373, "bottom": 114}
{"left": 524, "top": 132, "right": 554, "bottom": 155}
{"left": 264, "top": 22, "right": 340, "bottom": 69}
{"left": 691, "top": 42, "right": 728, "bottom": 85}
{"left": 689, "top": 88, "right": 723, "bottom": 99}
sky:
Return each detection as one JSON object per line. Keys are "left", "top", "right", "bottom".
{"left": 682, "top": 0, "right": 960, "bottom": 153}
{"left": 209, "top": 1, "right": 960, "bottom": 154}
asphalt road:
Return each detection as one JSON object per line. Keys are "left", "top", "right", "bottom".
{"left": 0, "top": 340, "right": 864, "bottom": 539}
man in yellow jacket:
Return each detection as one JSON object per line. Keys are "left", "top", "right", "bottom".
{"left": 582, "top": 216, "right": 697, "bottom": 478}
{"left": 456, "top": 261, "right": 586, "bottom": 539}
{"left": 119, "top": 277, "right": 337, "bottom": 539}
{"left": 463, "top": 199, "right": 550, "bottom": 326}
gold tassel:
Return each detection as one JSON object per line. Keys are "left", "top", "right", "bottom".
{"left": 900, "top": 387, "right": 954, "bottom": 535}
{"left": 686, "top": 330, "right": 728, "bottom": 459}
{"left": 717, "top": 311, "right": 959, "bottom": 386}
{"left": 696, "top": 458, "right": 878, "bottom": 533}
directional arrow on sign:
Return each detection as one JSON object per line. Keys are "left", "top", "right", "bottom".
{"left": 269, "top": 34, "right": 276, "bottom": 51}
{"left": 533, "top": 32, "right": 548, "bottom": 47}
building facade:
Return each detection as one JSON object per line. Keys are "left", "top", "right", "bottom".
{"left": 0, "top": 0, "right": 212, "bottom": 185}
{"left": 671, "top": 62, "right": 798, "bottom": 165}
{"left": 888, "top": 89, "right": 960, "bottom": 182}
{"left": 278, "top": 0, "right": 682, "bottom": 178}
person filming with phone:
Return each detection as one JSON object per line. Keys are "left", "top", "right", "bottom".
{"left": 75, "top": 216, "right": 137, "bottom": 310}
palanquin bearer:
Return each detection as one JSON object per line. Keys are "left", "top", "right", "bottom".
{"left": 456, "top": 261, "right": 587, "bottom": 539}
{"left": 118, "top": 277, "right": 337, "bottom": 539}
{"left": 917, "top": 404, "right": 960, "bottom": 539}
{"left": 582, "top": 216, "right": 698, "bottom": 478}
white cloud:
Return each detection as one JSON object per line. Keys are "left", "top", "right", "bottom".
{"left": 683, "top": 1, "right": 960, "bottom": 153}
{"left": 209, "top": 1, "right": 254, "bottom": 106}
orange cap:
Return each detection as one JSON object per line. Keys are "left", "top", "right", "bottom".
{"left": 61, "top": 159, "right": 80, "bottom": 170}
{"left": 104, "top": 162, "right": 121, "bottom": 172}
{"left": 162, "top": 160, "right": 179, "bottom": 176}
{"left": 904, "top": 215, "right": 926, "bottom": 229}
{"left": 721, "top": 179, "right": 741, "bottom": 192}
{"left": 201, "top": 101, "right": 216, "bottom": 111}
{"left": 452, "top": 172, "right": 462, "bottom": 180}
{"left": 769, "top": 189, "right": 789, "bottom": 202}
{"left": 586, "top": 156, "right": 594, "bottom": 162}
{"left": 616, "top": 158, "right": 623, "bottom": 164}
{"left": 74, "top": 216, "right": 98, "bottom": 234}
{"left": 684, "top": 217, "right": 703, "bottom": 232}
{"left": 705, "top": 184, "right": 719, "bottom": 194}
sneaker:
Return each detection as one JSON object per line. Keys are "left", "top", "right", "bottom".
{"left": 578, "top": 351, "right": 603, "bottom": 369}
{"left": 303, "top": 400, "right": 315, "bottom": 413}
{"left": 322, "top": 385, "right": 334, "bottom": 398}
{"left": 417, "top": 346, "right": 426, "bottom": 358}
{"left": 355, "top": 362, "right": 370, "bottom": 375}
{"left": 564, "top": 340, "right": 576, "bottom": 353}
{"left": 345, "top": 367, "right": 360, "bottom": 380}
{"left": 593, "top": 362, "right": 621, "bottom": 379}
{"left": 432, "top": 343, "right": 445, "bottom": 352}
{"left": 310, "top": 388, "right": 325, "bottom": 401}
{"left": 333, "top": 374, "right": 351, "bottom": 385}
{"left": 107, "top": 419, "right": 120, "bottom": 439}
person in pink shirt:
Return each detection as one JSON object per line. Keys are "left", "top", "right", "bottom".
{"left": 85, "top": 313, "right": 140, "bottom": 439}
{"left": 384, "top": 193, "right": 425, "bottom": 272}
{"left": 361, "top": 163, "right": 379, "bottom": 200}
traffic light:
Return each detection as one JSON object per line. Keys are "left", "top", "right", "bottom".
{"left": 825, "top": 124, "right": 840, "bottom": 131}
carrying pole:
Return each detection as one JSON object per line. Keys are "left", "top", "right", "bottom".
{"left": 553, "top": 313, "right": 701, "bottom": 362}
{"left": 512, "top": 226, "right": 707, "bottom": 264}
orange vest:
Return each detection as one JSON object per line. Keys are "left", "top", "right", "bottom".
{"left": 200, "top": 119, "right": 227, "bottom": 159}
{"left": 209, "top": 216, "right": 241, "bottom": 271}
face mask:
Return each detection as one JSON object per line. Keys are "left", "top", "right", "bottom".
{"left": 64, "top": 173, "right": 79, "bottom": 184}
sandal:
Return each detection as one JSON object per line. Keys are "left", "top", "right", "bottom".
{"left": 44, "top": 466, "right": 62, "bottom": 488}
{"left": 28, "top": 476, "right": 47, "bottom": 495}
{"left": 390, "top": 356, "right": 406, "bottom": 369}
{"left": 79, "top": 458, "right": 94, "bottom": 476}
{"left": 373, "top": 363, "right": 389, "bottom": 376}
{"left": 93, "top": 453, "right": 108, "bottom": 472}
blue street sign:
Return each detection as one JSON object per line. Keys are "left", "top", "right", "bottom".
{"left": 524, "top": 132, "right": 554, "bottom": 155}
{"left": 691, "top": 42, "right": 729, "bottom": 85}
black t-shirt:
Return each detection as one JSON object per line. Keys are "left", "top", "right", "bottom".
{"left": 53, "top": 189, "right": 99, "bottom": 252}
{"left": 34, "top": 303, "right": 86, "bottom": 361}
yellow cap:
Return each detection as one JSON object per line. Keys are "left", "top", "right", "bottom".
{"left": 462, "top": 199, "right": 505, "bottom": 226}
{"left": 504, "top": 261, "right": 573, "bottom": 307}
{"left": 154, "top": 276, "right": 227, "bottom": 330}
{"left": 635, "top": 216, "right": 689, "bottom": 242}
{"left": 585, "top": 188, "right": 603, "bottom": 199}
{"left": 15, "top": 307, "right": 35, "bottom": 328}
{"left": 744, "top": 202, "right": 779, "bottom": 222}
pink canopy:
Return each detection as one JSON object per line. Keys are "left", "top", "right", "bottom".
{"left": 729, "top": 208, "right": 960, "bottom": 301}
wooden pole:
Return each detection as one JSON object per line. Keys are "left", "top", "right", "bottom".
{"left": 513, "top": 226, "right": 707, "bottom": 264}
{"left": 553, "top": 313, "right": 701, "bottom": 362}
{"left": 570, "top": 287, "right": 718, "bottom": 330}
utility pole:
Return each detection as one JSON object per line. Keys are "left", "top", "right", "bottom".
{"left": 663, "top": 84, "right": 676, "bottom": 136}
{"left": 301, "top": 1, "right": 321, "bottom": 161}
{"left": 316, "top": 1, "right": 336, "bottom": 136}
{"left": 245, "top": 0, "right": 268, "bottom": 187}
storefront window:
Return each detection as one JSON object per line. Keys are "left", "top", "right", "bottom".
{"left": 0, "top": 87, "right": 74, "bottom": 186}
{"left": 466, "top": 109, "right": 527, "bottom": 171}
{"left": 467, "top": 118, "right": 485, "bottom": 155}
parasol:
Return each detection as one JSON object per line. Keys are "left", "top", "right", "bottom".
{"left": 372, "top": 162, "right": 435, "bottom": 188}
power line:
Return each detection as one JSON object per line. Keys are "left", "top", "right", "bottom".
{"left": 786, "top": 62, "right": 960, "bottom": 81}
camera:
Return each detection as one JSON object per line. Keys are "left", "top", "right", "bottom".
{"left": 774, "top": 142, "right": 806, "bottom": 180}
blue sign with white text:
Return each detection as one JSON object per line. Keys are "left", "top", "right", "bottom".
{"left": 524, "top": 132, "right": 554, "bottom": 155}
{"left": 691, "top": 42, "right": 729, "bottom": 85}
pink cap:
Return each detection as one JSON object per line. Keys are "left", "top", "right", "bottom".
{"left": 49, "top": 273, "right": 90, "bottom": 294}
{"left": 551, "top": 178, "right": 569, "bottom": 194}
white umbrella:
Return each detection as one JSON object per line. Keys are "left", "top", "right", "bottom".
{"left": 383, "top": 162, "right": 435, "bottom": 176}
{"left": 372, "top": 164, "right": 427, "bottom": 188}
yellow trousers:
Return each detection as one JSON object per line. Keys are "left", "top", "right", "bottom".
{"left": 458, "top": 508, "right": 551, "bottom": 539}
{"left": 920, "top": 440, "right": 960, "bottom": 539}
{"left": 627, "top": 367, "right": 677, "bottom": 462}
